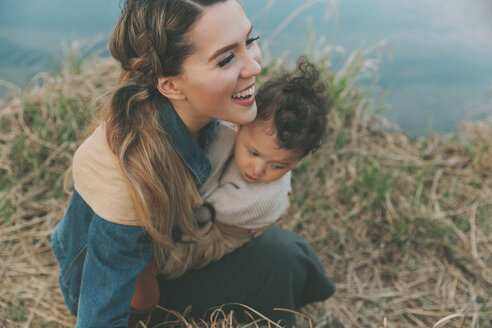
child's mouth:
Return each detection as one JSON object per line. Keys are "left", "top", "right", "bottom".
{"left": 243, "top": 173, "right": 258, "bottom": 181}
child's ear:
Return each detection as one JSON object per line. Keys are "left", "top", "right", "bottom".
{"left": 156, "top": 76, "right": 186, "bottom": 100}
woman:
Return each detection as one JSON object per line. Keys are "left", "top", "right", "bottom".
{"left": 51, "top": 0, "right": 335, "bottom": 327}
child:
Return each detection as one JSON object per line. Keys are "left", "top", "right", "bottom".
{"left": 130, "top": 57, "right": 329, "bottom": 319}
{"left": 196, "top": 57, "right": 328, "bottom": 233}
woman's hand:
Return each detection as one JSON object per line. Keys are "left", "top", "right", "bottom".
{"left": 250, "top": 187, "right": 291, "bottom": 238}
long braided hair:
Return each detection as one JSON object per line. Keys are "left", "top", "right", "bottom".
{"left": 100, "top": 0, "right": 227, "bottom": 272}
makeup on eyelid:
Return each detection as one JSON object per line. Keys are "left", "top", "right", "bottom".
{"left": 216, "top": 34, "right": 260, "bottom": 67}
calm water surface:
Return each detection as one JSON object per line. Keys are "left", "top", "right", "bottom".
{"left": 1, "top": 0, "right": 492, "bottom": 136}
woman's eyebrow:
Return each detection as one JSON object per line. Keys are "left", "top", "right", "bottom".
{"left": 208, "top": 25, "right": 254, "bottom": 62}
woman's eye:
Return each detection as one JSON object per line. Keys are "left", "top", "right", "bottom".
{"left": 249, "top": 150, "right": 259, "bottom": 157}
{"left": 217, "top": 53, "right": 234, "bottom": 67}
{"left": 246, "top": 35, "right": 260, "bottom": 46}
{"left": 272, "top": 164, "right": 285, "bottom": 169}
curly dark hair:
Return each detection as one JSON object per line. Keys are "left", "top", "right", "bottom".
{"left": 255, "top": 57, "right": 330, "bottom": 157}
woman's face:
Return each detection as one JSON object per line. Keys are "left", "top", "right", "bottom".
{"left": 169, "top": 0, "right": 262, "bottom": 127}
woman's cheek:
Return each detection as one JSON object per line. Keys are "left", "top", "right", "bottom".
{"left": 223, "top": 70, "right": 241, "bottom": 93}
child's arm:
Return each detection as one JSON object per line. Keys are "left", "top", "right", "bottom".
{"left": 250, "top": 186, "right": 291, "bottom": 237}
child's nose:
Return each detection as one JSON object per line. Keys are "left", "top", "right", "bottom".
{"left": 252, "top": 162, "right": 265, "bottom": 177}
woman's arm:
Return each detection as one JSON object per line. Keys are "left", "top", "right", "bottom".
{"left": 63, "top": 124, "right": 153, "bottom": 326}
{"left": 77, "top": 215, "right": 152, "bottom": 327}
{"left": 52, "top": 188, "right": 153, "bottom": 327}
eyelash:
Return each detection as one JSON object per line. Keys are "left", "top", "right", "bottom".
{"left": 217, "top": 54, "right": 234, "bottom": 67}
{"left": 246, "top": 35, "right": 260, "bottom": 46}
{"left": 217, "top": 35, "right": 260, "bottom": 67}
{"left": 248, "top": 149, "right": 285, "bottom": 169}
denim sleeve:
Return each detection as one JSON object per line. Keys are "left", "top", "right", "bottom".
{"left": 76, "top": 215, "right": 152, "bottom": 328}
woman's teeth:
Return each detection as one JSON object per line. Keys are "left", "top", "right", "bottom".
{"left": 232, "top": 85, "right": 255, "bottom": 99}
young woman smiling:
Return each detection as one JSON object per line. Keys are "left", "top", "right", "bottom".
{"left": 51, "top": 0, "right": 335, "bottom": 327}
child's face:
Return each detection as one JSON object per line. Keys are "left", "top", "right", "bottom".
{"left": 234, "top": 121, "right": 301, "bottom": 183}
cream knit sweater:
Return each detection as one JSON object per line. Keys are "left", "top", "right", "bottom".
{"left": 198, "top": 121, "right": 291, "bottom": 229}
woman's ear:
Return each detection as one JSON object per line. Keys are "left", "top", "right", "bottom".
{"left": 156, "top": 76, "right": 186, "bottom": 100}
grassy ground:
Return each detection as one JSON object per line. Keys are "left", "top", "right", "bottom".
{"left": 1, "top": 51, "right": 491, "bottom": 327}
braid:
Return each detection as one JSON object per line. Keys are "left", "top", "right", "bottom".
{"left": 99, "top": 0, "right": 227, "bottom": 272}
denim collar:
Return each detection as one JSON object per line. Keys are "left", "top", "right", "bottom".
{"left": 155, "top": 97, "right": 215, "bottom": 187}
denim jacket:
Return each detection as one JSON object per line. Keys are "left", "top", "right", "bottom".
{"left": 51, "top": 98, "right": 216, "bottom": 327}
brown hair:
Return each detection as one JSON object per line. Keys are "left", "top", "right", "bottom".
{"left": 255, "top": 57, "right": 330, "bottom": 157}
{"left": 101, "top": 0, "right": 227, "bottom": 273}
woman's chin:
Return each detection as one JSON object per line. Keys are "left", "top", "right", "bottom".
{"left": 231, "top": 100, "right": 257, "bottom": 125}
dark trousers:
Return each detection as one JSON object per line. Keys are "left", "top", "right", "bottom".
{"left": 151, "top": 227, "right": 335, "bottom": 327}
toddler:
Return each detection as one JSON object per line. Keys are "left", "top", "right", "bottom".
{"left": 196, "top": 58, "right": 328, "bottom": 232}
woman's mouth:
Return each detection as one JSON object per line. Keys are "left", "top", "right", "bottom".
{"left": 232, "top": 84, "right": 255, "bottom": 106}
{"left": 232, "top": 85, "right": 255, "bottom": 99}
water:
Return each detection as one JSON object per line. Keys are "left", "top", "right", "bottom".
{"left": 1, "top": 0, "right": 492, "bottom": 136}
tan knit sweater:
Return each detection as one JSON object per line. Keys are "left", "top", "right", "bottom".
{"left": 198, "top": 121, "right": 291, "bottom": 229}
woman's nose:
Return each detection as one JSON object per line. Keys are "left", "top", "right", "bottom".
{"left": 240, "top": 47, "right": 262, "bottom": 78}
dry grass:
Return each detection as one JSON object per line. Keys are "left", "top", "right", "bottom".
{"left": 287, "top": 117, "right": 492, "bottom": 327}
{"left": 0, "top": 52, "right": 491, "bottom": 327}
{"left": 0, "top": 56, "right": 117, "bottom": 327}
